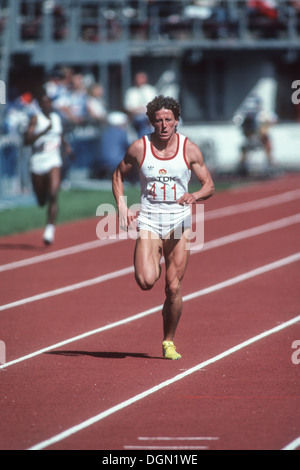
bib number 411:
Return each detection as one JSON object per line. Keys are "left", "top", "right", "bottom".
{"left": 149, "top": 182, "right": 177, "bottom": 201}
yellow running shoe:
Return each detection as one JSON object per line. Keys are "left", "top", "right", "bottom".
{"left": 162, "top": 341, "right": 182, "bottom": 360}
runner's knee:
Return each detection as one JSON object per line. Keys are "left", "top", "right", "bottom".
{"left": 135, "top": 271, "right": 157, "bottom": 291}
{"left": 36, "top": 194, "right": 47, "bottom": 207}
{"left": 165, "top": 278, "right": 181, "bottom": 299}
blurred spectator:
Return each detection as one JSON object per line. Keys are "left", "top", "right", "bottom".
{"left": 155, "top": 70, "right": 180, "bottom": 100}
{"left": 247, "top": 0, "right": 287, "bottom": 38}
{"left": 44, "top": 68, "right": 68, "bottom": 103}
{"left": 53, "top": 72, "right": 89, "bottom": 126}
{"left": 147, "top": 0, "right": 186, "bottom": 39}
{"left": 124, "top": 71, "right": 157, "bottom": 138}
{"left": 52, "top": 4, "right": 68, "bottom": 40}
{"left": 80, "top": 2, "right": 100, "bottom": 42}
{"left": 3, "top": 92, "right": 39, "bottom": 135}
{"left": 184, "top": 1, "right": 214, "bottom": 21}
{"left": 236, "top": 94, "right": 278, "bottom": 176}
{"left": 81, "top": 26, "right": 99, "bottom": 42}
{"left": 98, "top": 111, "right": 131, "bottom": 179}
{"left": 248, "top": 0, "right": 278, "bottom": 20}
{"left": 60, "top": 67, "right": 75, "bottom": 89}
{"left": 86, "top": 83, "right": 107, "bottom": 124}
{"left": 20, "top": 0, "right": 42, "bottom": 40}
{"left": 209, "top": 0, "right": 239, "bottom": 39}
{"left": 291, "top": 0, "right": 300, "bottom": 12}
{"left": 0, "top": 16, "right": 6, "bottom": 35}
{"left": 2, "top": 92, "right": 38, "bottom": 184}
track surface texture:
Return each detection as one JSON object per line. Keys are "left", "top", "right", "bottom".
{"left": 0, "top": 173, "right": 299, "bottom": 451}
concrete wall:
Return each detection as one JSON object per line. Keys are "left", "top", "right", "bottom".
{"left": 182, "top": 122, "right": 300, "bottom": 173}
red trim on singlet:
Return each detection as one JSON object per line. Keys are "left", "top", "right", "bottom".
{"left": 150, "top": 133, "right": 180, "bottom": 161}
{"left": 139, "top": 135, "right": 147, "bottom": 168}
{"left": 183, "top": 137, "right": 191, "bottom": 170}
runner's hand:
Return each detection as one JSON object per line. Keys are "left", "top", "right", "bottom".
{"left": 119, "top": 207, "right": 138, "bottom": 231}
{"left": 178, "top": 193, "right": 197, "bottom": 205}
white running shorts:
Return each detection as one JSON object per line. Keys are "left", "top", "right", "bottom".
{"left": 137, "top": 202, "right": 191, "bottom": 239}
{"left": 29, "top": 152, "right": 62, "bottom": 175}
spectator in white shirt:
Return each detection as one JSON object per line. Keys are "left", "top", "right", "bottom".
{"left": 124, "top": 72, "right": 157, "bottom": 138}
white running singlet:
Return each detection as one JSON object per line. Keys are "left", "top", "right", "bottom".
{"left": 137, "top": 133, "right": 192, "bottom": 239}
{"left": 29, "top": 111, "right": 63, "bottom": 175}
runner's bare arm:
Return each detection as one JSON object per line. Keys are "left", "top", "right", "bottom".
{"left": 112, "top": 139, "right": 143, "bottom": 228}
{"left": 178, "top": 140, "right": 215, "bottom": 205}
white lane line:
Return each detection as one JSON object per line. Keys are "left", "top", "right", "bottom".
{"left": 125, "top": 436, "right": 216, "bottom": 449}
{"left": 123, "top": 446, "right": 209, "bottom": 450}
{"left": 282, "top": 436, "right": 300, "bottom": 450}
{"left": 28, "top": 313, "right": 300, "bottom": 450}
{"left": 0, "top": 224, "right": 128, "bottom": 274}
{"left": 1, "top": 252, "right": 300, "bottom": 371}
{"left": 0, "top": 265, "right": 134, "bottom": 312}
{"left": 1, "top": 188, "right": 299, "bottom": 273}
{"left": 194, "top": 213, "right": 300, "bottom": 253}
{"left": 1, "top": 213, "right": 299, "bottom": 312}
{"left": 0, "top": 238, "right": 118, "bottom": 273}
{"left": 204, "top": 188, "right": 300, "bottom": 220}
{"left": 138, "top": 437, "right": 219, "bottom": 441}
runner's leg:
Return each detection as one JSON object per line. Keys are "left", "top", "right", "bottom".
{"left": 31, "top": 172, "right": 48, "bottom": 207}
{"left": 162, "top": 230, "right": 190, "bottom": 341}
{"left": 47, "top": 167, "right": 61, "bottom": 225}
{"left": 134, "top": 230, "right": 163, "bottom": 290}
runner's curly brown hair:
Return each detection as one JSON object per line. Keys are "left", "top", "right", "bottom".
{"left": 146, "top": 95, "right": 181, "bottom": 123}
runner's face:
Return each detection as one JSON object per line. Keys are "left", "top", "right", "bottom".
{"left": 152, "top": 108, "right": 178, "bottom": 140}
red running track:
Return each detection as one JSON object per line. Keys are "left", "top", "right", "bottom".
{"left": 0, "top": 173, "right": 299, "bottom": 451}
